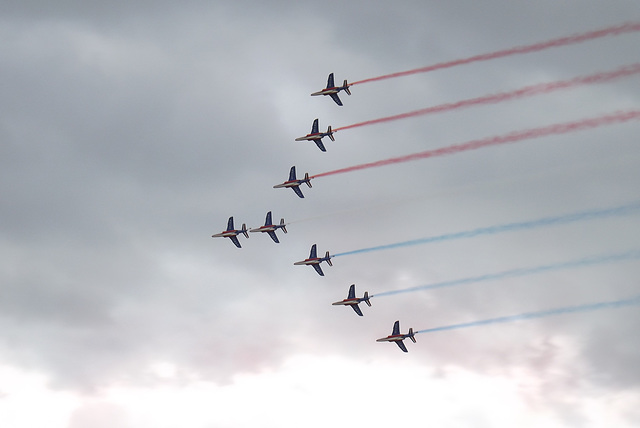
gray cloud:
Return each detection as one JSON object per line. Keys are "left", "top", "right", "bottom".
{"left": 1, "top": 2, "right": 639, "bottom": 425}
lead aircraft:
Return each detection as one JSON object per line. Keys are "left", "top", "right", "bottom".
{"left": 273, "top": 166, "right": 312, "bottom": 198}
{"left": 295, "top": 118, "right": 334, "bottom": 152}
{"left": 211, "top": 216, "right": 249, "bottom": 248}
{"left": 294, "top": 244, "right": 332, "bottom": 276}
{"left": 376, "top": 320, "right": 416, "bottom": 352}
{"left": 311, "top": 73, "right": 351, "bottom": 106}
{"left": 332, "top": 284, "right": 371, "bottom": 316}
{"left": 249, "top": 211, "right": 287, "bottom": 243}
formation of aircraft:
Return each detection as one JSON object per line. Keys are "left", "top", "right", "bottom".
{"left": 294, "top": 244, "right": 333, "bottom": 276}
{"left": 332, "top": 284, "right": 371, "bottom": 316}
{"left": 213, "top": 73, "right": 422, "bottom": 353}
{"left": 376, "top": 320, "right": 416, "bottom": 352}
{"left": 295, "top": 118, "right": 335, "bottom": 152}
{"left": 250, "top": 211, "right": 287, "bottom": 243}
{"left": 211, "top": 216, "right": 249, "bottom": 248}
{"left": 273, "top": 166, "right": 313, "bottom": 198}
{"left": 311, "top": 73, "right": 351, "bottom": 106}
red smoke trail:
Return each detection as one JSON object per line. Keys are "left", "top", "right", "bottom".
{"left": 333, "top": 64, "right": 640, "bottom": 132}
{"left": 311, "top": 110, "right": 640, "bottom": 179}
{"left": 351, "top": 22, "right": 640, "bottom": 86}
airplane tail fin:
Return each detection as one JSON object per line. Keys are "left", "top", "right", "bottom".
{"left": 325, "top": 251, "right": 333, "bottom": 266}
{"left": 241, "top": 224, "right": 249, "bottom": 239}
{"left": 343, "top": 80, "right": 351, "bottom": 95}
{"left": 280, "top": 218, "right": 287, "bottom": 234}
{"left": 364, "top": 291, "right": 372, "bottom": 307}
{"left": 304, "top": 173, "right": 312, "bottom": 188}
{"left": 327, "top": 126, "right": 335, "bottom": 142}
{"left": 408, "top": 328, "right": 416, "bottom": 343}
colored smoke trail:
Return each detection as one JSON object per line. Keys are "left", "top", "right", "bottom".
{"left": 311, "top": 110, "right": 640, "bottom": 179}
{"left": 415, "top": 294, "right": 640, "bottom": 335}
{"left": 333, "top": 200, "right": 640, "bottom": 258}
{"left": 334, "top": 64, "right": 640, "bottom": 132}
{"left": 351, "top": 22, "right": 640, "bottom": 85}
{"left": 371, "top": 249, "right": 640, "bottom": 298}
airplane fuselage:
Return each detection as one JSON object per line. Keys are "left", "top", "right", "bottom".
{"left": 273, "top": 180, "right": 305, "bottom": 189}
{"left": 312, "top": 83, "right": 350, "bottom": 97}
{"left": 294, "top": 258, "right": 323, "bottom": 266}
{"left": 212, "top": 230, "right": 241, "bottom": 238}
{"left": 376, "top": 335, "right": 409, "bottom": 343}
{"left": 311, "top": 87, "right": 340, "bottom": 96}
{"left": 251, "top": 225, "right": 277, "bottom": 233}
{"left": 295, "top": 133, "right": 325, "bottom": 142}
{"left": 332, "top": 298, "right": 362, "bottom": 306}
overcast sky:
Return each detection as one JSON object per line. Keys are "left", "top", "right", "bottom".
{"left": 1, "top": 2, "right": 640, "bottom": 427}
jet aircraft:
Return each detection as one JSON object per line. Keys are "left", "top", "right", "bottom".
{"left": 311, "top": 73, "right": 351, "bottom": 106}
{"left": 376, "top": 320, "right": 416, "bottom": 352}
{"left": 294, "top": 244, "right": 332, "bottom": 276}
{"left": 273, "top": 166, "right": 312, "bottom": 198}
{"left": 332, "top": 284, "right": 371, "bottom": 316}
{"left": 211, "top": 216, "right": 249, "bottom": 248}
{"left": 249, "top": 211, "right": 287, "bottom": 243}
{"left": 295, "top": 118, "right": 334, "bottom": 152}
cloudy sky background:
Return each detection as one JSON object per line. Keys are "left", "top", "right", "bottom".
{"left": 1, "top": 1, "right": 640, "bottom": 427}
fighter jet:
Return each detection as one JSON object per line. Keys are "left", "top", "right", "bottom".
{"left": 211, "top": 216, "right": 249, "bottom": 248}
{"left": 376, "top": 320, "right": 416, "bottom": 353}
{"left": 273, "top": 166, "right": 312, "bottom": 198}
{"left": 249, "top": 211, "right": 287, "bottom": 243}
{"left": 294, "top": 244, "right": 332, "bottom": 276}
{"left": 332, "top": 284, "right": 371, "bottom": 316}
{"left": 295, "top": 118, "right": 334, "bottom": 152}
{"left": 311, "top": 73, "right": 351, "bottom": 106}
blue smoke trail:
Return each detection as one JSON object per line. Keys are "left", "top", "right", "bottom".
{"left": 415, "top": 294, "right": 640, "bottom": 334}
{"left": 333, "top": 201, "right": 640, "bottom": 258}
{"left": 372, "top": 249, "right": 640, "bottom": 298}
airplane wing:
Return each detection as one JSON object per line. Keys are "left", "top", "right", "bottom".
{"left": 392, "top": 321, "right": 400, "bottom": 336}
{"left": 267, "top": 231, "right": 280, "bottom": 244}
{"left": 351, "top": 304, "right": 363, "bottom": 316}
{"left": 288, "top": 166, "right": 297, "bottom": 181}
{"left": 292, "top": 186, "right": 305, "bottom": 198}
{"left": 311, "top": 118, "right": 319, "bottom": 134}
{"left": 395, "top": 341, "right": 408, "bottom": 353}
{"left": 313, "top": 138, "right": 327, "bottom": 152}
{"left": 226, "top": 217, "right": 234, "bottom": 231}
{"left": 265, "top": 211, "right": 273, "bottom": 226}
{"left": 326, "top": 73, "right": 335, "bottom": 89}
{"left": 347, "top": 284, "right": 356, "bottom": 299}
{"left": 309, "top": 244, "right": 317, "bottom": 259}
{"left": 313, "top": 264, "right": 325, "bottom": 276}
{"left": 230, "top": 235, "right": 242, "bottom": 248}
{"left": 329, "top": 93, "right": 343, "bottom": 106}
